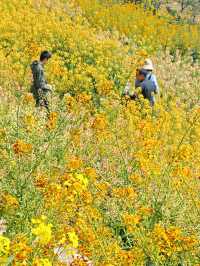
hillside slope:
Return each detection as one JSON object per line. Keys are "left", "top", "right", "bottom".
{"left": 0, "top": 1, "right": 200, "bottom": 265}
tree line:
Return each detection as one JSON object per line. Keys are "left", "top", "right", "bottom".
{"left": 120, "top": 0, "right": 200, "bottom": 23}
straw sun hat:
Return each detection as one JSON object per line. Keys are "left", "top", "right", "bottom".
{"left": 142, "top": 58, "right": 154, "bottom": 71}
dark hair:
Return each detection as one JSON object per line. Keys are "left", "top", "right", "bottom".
{"left": 40, "top": 51, "right": 52, "bottom": 61}
{"left": 139, "top": 69, "right": 148, "bottom": 78}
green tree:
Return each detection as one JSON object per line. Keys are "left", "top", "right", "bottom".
{"left": 123, "top": 0, "right": 166, "bottom": 13}
{"left": 176, "top": 0, "right": 200, "bottom": 23}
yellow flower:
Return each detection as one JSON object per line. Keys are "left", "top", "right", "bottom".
{"left": 13, "top": 140, "right": 32, "bottom": 155}
{"left": 46, "top": 112, "right": 58, "bottom": 130}
{"left": 34, "top": 174, "right": 49, "bottom": 189}
{"left": 123, "top": 214, "right": 141, "bottom": 226}
{"left": 129, "top": 174, "right": 143, "bottom": 184}
{"left": 32, "top": 218, "right": 52, "bottom": 245}
{"left": 97, "top": 80, "right": 114, "bottom": 96}
{"left": 64, "top": 94, "right": 76, "bottom": 110}
{"left": 12, "top": 240, "right": 32, "bottom": 262}
{"left": 68, "top": 231, "right": 79, "bottom": 248}
{"left": 23, "top": 93, "right": 35, "bottom": 105}
{"left": 23, "top": 114, "right": 36, "bottom": 131}
{"left": 77, "top": 92, "right": 92, "bottom": 103}
{"left": 92, "top": 114, "right": 107, "bottom": 130}
{"left": 81, "top": 191, "right": 93, "bottom": 204}
{"left": 0, "top": 193, "right": 19, "bottom": 210}
{"left": 112, "top": 187, "right": 137, "bottom": 200}
{"left": 0, "top": 235, "right": 10, "bottom": 264}
{"left": 138, "top": 207, "right": 153, "bottom": 216}
{"left": 70, "top": 128, "right": 81, "bottom": 146}
{"left": 74, "top": 173, "right": 88, "bottom": 189}
{"left": 84, "top": 167, "right": 98, "bottom": 180}
{"left": 33, "top": 258, "right": 52, "bottom": 266}
{"left": 67, "top": 157, "right": 83, "bottom": 170}
{"left": 70, "top": 257, "right": 89, "bottom": 266}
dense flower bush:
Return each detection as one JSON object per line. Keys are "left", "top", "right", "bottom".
{"left": 0, "top": 0, "right": 199, "bottom": 265}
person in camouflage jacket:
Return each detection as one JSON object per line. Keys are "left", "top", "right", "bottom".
{"left": 30, "top": 51, "right": 52, "bottom": 113}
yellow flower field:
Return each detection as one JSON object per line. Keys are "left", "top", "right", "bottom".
{"left": 0, "top": 0, "right": 200, "bottom": 265}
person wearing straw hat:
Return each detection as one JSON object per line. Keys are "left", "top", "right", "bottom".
{"left": 135, "top": 58, "right": 159, "bottom": 106}
{"left": 141, "top": 59, "right": 159, "bottom": 91}
{"left": 123, "top": 58, "right": 159, "bottom": 106}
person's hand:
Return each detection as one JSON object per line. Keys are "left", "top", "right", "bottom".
{"left": 46, "top": 84, "right": 53, "bottom": 93}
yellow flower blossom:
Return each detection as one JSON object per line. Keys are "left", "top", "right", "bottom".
{"left": 23, "top": 93, "right": 35, "bottom": 105}
{"left": 32, "top": 218, "right": 52, "bottom": 245}
{"left": 68, "top": 231, "right": 79, "bottom": 248}
{"left": 0, "top": 235, "right": 10, "bottom": 264}
{"left": 123, "top": 214, "right": 141, "bottom": 226}
{"left": 0, "top": 193, "right": 19, "bottom": 210}
{"left": 13, "top": 140, "right": 32, "bottom": 155}
{"left": 74, "top": 173, "right": 88, "bottom": 189}
{"left": 46, "top": 112, "right": 58, "bottom": 130}
{"left": 67, "top": 157, "right": 83, "bottom": 170}
{"left": 33, "top": 258, "right": 52, "bottom": 266}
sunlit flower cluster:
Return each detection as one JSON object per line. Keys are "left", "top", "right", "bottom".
{"left": 32, "top": 216, "right": 52, "bottom": 245}
{"left": 13, "top": 139, "right": 33, "bottom": 155}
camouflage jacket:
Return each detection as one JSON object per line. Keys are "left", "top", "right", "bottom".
{"left": 31, "top": 60, "right": 49, "bottom": 91}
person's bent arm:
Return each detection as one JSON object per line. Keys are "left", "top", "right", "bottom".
{"left": 152, "top": 75, "right": 159, "bottom": 94}
{"left": 35, "top": 68, "right": 46, "bottom": 90}
{"left": 135, "top": 79, "right": 141, "bottom": 88}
